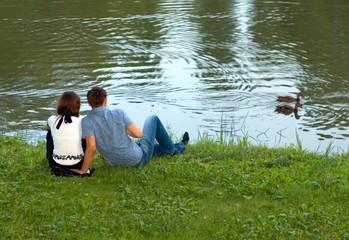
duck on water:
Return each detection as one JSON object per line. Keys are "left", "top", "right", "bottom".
{"left": 276, "top": 93, "right": 303, "bottom": 102}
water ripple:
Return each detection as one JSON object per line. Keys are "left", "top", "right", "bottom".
{"left": 0, "top": 0, "right": 348, "bottom": 152}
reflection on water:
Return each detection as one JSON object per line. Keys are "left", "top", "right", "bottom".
{"left": 0, "top": 0, "right": 348, "bottom": 153}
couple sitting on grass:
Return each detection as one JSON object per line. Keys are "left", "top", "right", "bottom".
{"left": 45, "top": 86, "right": 189, "bottom": 177}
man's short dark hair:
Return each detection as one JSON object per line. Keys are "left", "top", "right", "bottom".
{"left": 87, "top": 86, "right": 107, "bottom": 108}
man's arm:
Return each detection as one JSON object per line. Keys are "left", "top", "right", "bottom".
{"left": 73, "top": 136, "right": 96, "bottom": 174}
{"left": 126, "top": 123, "right": 143, "bottom": 138}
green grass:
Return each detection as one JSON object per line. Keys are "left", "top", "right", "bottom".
{"left": 0, "top": 136, "right": 348, "bottom": 239}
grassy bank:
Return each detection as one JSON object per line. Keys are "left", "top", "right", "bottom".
{"left": 0, "top": 136, "right": 348, "bottom": 239}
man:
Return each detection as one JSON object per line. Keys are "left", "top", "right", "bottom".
{"left": 74, "top": 86, "right": 189, "bottom": 174}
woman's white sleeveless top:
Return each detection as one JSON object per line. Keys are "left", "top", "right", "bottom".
{"left": 47, "top": 115, "right": 84, "bottom": 166}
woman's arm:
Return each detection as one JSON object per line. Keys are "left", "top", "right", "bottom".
{"left": 126, "top": 123, "right": 143, "bottom": 138}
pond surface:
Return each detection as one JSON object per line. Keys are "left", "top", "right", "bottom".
{"left": 0, "top": 0, "right": 348, "bottom": 153}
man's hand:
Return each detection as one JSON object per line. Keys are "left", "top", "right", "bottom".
{"left": 127, "top": 123, "right": 143, "bottom": 138}
{"left": 72, "top": 168, "right": 86, "bottom": 174}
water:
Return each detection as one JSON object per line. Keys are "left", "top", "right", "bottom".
{"left": 0, "top": 0, "right": 348, "bottom": 153}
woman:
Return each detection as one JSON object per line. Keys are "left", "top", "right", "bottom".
{"left": 44, "top": 91, "right": 91, "bottom": 176}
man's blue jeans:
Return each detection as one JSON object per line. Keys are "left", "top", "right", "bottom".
{"left": 134, "top": 115, "right": 186, "bottom": 167}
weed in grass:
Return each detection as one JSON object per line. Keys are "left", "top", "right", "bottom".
{"left": 324, "top": 140, "right": 335, "bottom": 157}
{"left": 295, "top": 129, "right": 305, "bottom": 154}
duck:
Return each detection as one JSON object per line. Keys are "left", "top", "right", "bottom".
{"left": 275, "top": 103, "right": 301, "bottom": 114}
{"left": 276, "top": 93, "right": 303, "bottom": 102}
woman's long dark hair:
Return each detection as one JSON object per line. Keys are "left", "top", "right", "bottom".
{"left": 57, "top": 91, "right": 80, "bottom": 117}
{"left": 55, "top": 91, "right": 80, "bottom": 129}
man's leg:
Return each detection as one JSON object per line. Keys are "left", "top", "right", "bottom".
{"left": 137, "top": 115, "right": 175, "bottom": 166}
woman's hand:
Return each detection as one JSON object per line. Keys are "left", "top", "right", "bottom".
{"left": 43, "top": 124, "right": 50, "bottom": 131}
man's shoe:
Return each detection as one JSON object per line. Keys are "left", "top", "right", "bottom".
{"left": 181, "top": 132, "right": 189, "bottom": 146}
